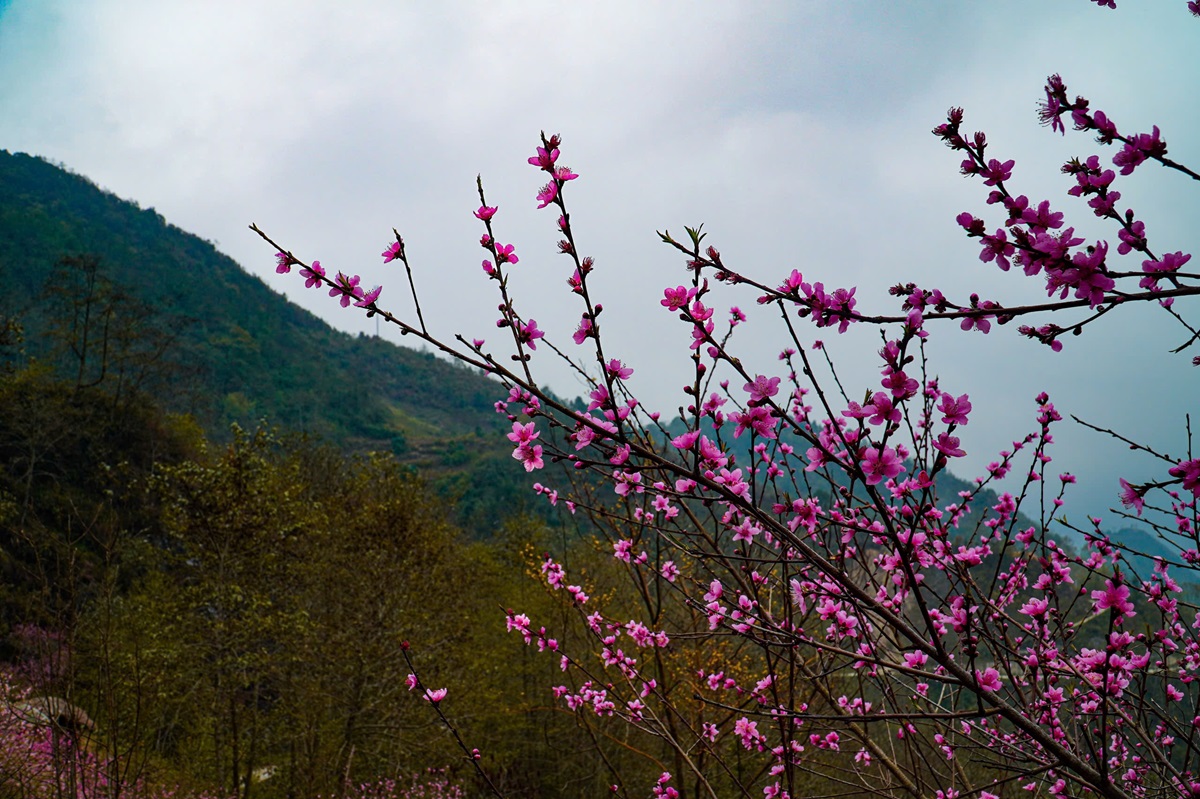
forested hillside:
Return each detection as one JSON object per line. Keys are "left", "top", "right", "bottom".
{"left": 0, "top": 150, "right": 544, "bottom": 534}
{"left": 0, "top": 363, "right": 624, "bottom": 797}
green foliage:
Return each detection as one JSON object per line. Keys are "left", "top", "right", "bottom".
{"left": 0, "top": 364, "right": 199, "bottom": 634}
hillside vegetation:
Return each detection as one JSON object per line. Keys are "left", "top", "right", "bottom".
{"left": 0, "top": 150, "right": 544, "bottom": 534}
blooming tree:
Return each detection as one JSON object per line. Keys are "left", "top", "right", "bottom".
{"left": 256, "top": 7, "right": 1200, "bottom": 797}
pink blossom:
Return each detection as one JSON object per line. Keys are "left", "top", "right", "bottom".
{"left": 652, "top": 772, "right": 678, "bottom": 799}
{"left": 734, "top": 717, "right": 764, "bottom": 749}
{"left": 842, "top": 400, "right": 870, "bottom": 420}
{"left": 566, "top": 268, "right": 584, "bottom": 293}
{"left": 861, "top": 446, "right": 906, "bottom": 485}
{"left": 528, "top": 145, "right": 559, "bottom": 171}
{"left": 382, "top": 241, "right": 403, "bottom": 262}
{"left": 275, "top": 251, "right": 292, "bottom": 273}
{"left": 513, "top": 443, "right": 544, "bottom": 472}
{"left": 536, "top": 181, "right": 558, "bottom": 209}
{"left": 573, "top": 424, "right": 597, "bottom": 450}
{"left": 938, "top": 393, "right": 972, "bottom": 425}
{"left": 1168, "top": 458, "right": 1200, "bottom": 496}
{"left": 956, "top": 212, "right": 984, "bottom": 234}
{"left": 1117, "top": 220, "right": 1146, "bottom": 255}
{"left": 613, "top": 470, "right": 643, "bottom": 496}
{"left": 699, "top": 437, "right": 728, "bottom": 468}
{"left": 1020, "top": 597, "right": 1049, "bottom": 617}
{"left": 1021, "top": 199, "right": 1064, "bottom": 231}
{"left": 507, "top": 422, "right": 540, "bottom": 446}
{"left": 661, "top": 286, "right": 694, "bottom": 311}
{"left": 932, "top": 433, "right": 966, "bottom": 459}
{"left": 979, "top": 158, "right": 1015, "bottom": 186}
{"left": 744, "top": 374, "right": 781, "bottom": 404}
{"left": 506, "top": 612, "right": 533, "bottom": 643}
{"left": 1091, "top": 579, "right": 1135, "bottom": 619}
{"left": 865, "top": 392, "right": 901, "bottom": 425}
{"left": 731, "top": 519, "right": 760, "bottom": 544}
{"left": 354, "top": 285, "right": 382, "bottom": 307}
{"left": 1140, "top": 251, "right": 1194, "bottom": 292}
{"left": 474, "top": 205, "right": 498, "bottom": 221}
{"left": 518, "top": 319, "right": 544, "bottom": 350}
{"left": 588, "top": 384, "right": 609, "bottom": 411}
{"left": 424, "top": 687, "right": 447, "bottom": 703}
{"left": 606, "top": 359, "right": 634, "bottom": 380}
{"left": 777, "top": 268, "right": 805, "bottom": 293}
{"left": 672, "top": 429, "right": 700, "bottom": 450}
{"left": 299, "top": 259, "right": 326, "bottom": 288}
{"left": 960, "top": 314, "right": 991, "bottom": 334}
{"left": 979, "top": 229, "right": 1014, "bottom": 271}
{"left": 329, "top": 272, "right": 363, "bottom": 307}
{"left": 573, "top": 315, "right": 594, "bottom": 344}
{"left": 495, "top": 242, "right": 518, "bottom": 264}
{"left": 731, "top": 406, "right": 776, "bottom": 439}
{"left": 1118, "top": 478, "right": 1145, "bottom": 514}
{"left": 975, "top": 667, "right": 1002, "bottom": 693}
{"left": 882, "top": 369, "right": 918, "bottom": 399}
{"left": 1113, "top": 126, "right": 1166, "bottom": 175}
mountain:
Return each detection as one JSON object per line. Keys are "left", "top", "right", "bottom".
{"left": 1110, "top": 526, "right": 1183, "bottom": 570}
{"left": 0, "top": 150, "right": 534, "bottom": 533}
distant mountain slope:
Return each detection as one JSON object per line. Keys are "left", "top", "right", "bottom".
{"left": 0, "top": 150, "right": 535, "bottom": 532}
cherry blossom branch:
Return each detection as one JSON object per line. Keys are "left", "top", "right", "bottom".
{"left": 398, "top": 643, "right": 503, "bottom": 799}
{"left": 255, "top": 79, "right": 1200, "bottom": 795}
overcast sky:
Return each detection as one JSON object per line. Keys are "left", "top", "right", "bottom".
{"left": 1, "top": 1, "right": 1196, "bottom": 527}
